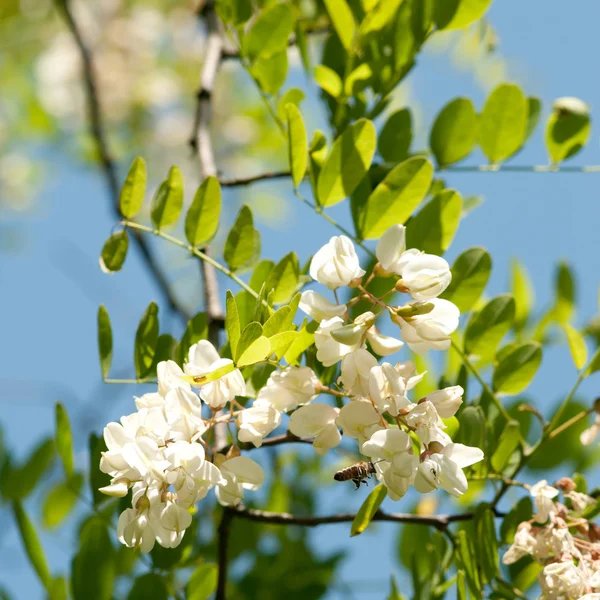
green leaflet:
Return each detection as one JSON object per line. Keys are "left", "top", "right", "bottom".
{"left": 151, "top": 166, "right": 184, "bottom": 229}
{"left": 100, "top": 230, "right": 128, "bottom": 273}
{"left": 119, "top": 157, "right": 146, "bottom": 219}
{"left": 185, "top": 176, "right": 221, "bottom": 247}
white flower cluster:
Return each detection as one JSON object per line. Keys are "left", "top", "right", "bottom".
{"left": 291, "top": 226, "right": 482, "bottom": 501}
{"left": 503, "top": 478, "right": 600, "bottom": 599}
{"left": 99, "top": 224, "right": 483, "bottom": 551}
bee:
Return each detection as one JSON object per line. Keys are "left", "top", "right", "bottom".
{"left": 334, "top": 461, "right": 377, "bottom": 489}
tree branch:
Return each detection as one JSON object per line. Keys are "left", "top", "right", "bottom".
{"left": 216, "top": 507, "right": 234, "bottom": 600}
{"left": 54, "top": 0, "right": 191, "bottom": 321}
{"left": 219, "top": 170, "right": 293, "bottom": 187}
{"left": 218, "top": 432, "right": 314, "bottom": 455}
{"left": 228, "top": 504, "right": 505, "bottom": 532}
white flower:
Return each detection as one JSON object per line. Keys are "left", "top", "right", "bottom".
{"left": 401, "top": 254, "right": 451, "bottom": 301}
{"left": 237, "top": 400, "right": 282, "bottom": 448}
{"left": 164, "top": 387, "right": 207, "bottom": 442}
{"left": 135, "top": 392, "right": 164, "bottom": 410}
{"left": 153, "top": 499, "right": 192, "bottom": 548}
{"left": 424, "top": 386, "right": 463, "bottom": 419}
{"left": 288, "top": 403, "right": 341, "bottom": 455}
{"left": 164, "top": 441, "right": 223, "bottom": 505}
{"left": 539, "top": 562, "right": 586, "bottom": 600}
{"left": 530, "top": 480, "right": 559, "bottom": 523}
{"left": 184, "top": 341, "right": 246, "bottom": 409}
{"left": 365, "top": 327, "right": 404, "bottom": 356}
{"left": 395, "top": 361, "right": 426, "bottom": 390}
{"left": 580, "top": 413, "right": 600, "bottom": 446}
{"left": 414, "top": 443, "right": 484, "bottom": 497}
{"left": 299, "top": 290, "right": 346, "bottom": 321}
{"left": 368, "top": 363, "right": 411, "bottom": 416}
{"left": 256, "top": 366, "right": 319, "bottom": 413}
{"left": 565, "top": 490, "right": 595, "bottom": 512}
{"left": 396, "top": 299, "right": 459, "bottom": 354}
{"left": 376, "top": 224, "right": 407, "bottom": 274}
{"left": 214, "top": 455, "right": 265, "bottom": 506}
{"left": 315, "top": 317, "right": 361, "bottom": 366}
{"left": 553, "top": 96, "right": 589, "bottom": 116}
{"left": 336, "top": 400, "right": 383, "bottom": 445}
{"left": 309, "top": 235, "right": 365, "bottom": 289}
{"left": 117, "top": 505, "right": 158, "bottom": 553}
{"left": 340, "top": 349, "right": 378, "bottom": 397}
{"left": 502, "top": 524, "right": 537, "bottom": 565}
{"left": 404, "top": 401, "right": 450, "bottom": 446}
{"left": 157, "top": 360, "right": 190, "bottom": 397}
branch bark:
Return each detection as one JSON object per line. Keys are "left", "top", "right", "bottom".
{"left": 216, "top": 507, "right": 234, "bottom": 600}
{"left": 219, "top": 170, "right": 293, "bottom": 187}
{"left": 54, "top": 0, "right": 191, "bottom": 321}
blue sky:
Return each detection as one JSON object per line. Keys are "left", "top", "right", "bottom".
{"left": 2, "top": 1, "right": 600, "bottom": 598}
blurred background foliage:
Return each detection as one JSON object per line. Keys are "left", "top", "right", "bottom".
{"left": 1, "top": 0, "right": 600, "bottom": 599}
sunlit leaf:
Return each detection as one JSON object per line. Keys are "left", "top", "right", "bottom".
{"left": 511, "top": 260, "right": 533, "bottom": 333}
{"left": 350, "top": 484, "right": 386, "bottom": 537}
{"left": 493, "top": 342, "right": 542, "bottom": 394}
{"left": 119, "top": 157, "right": 146, "bottom": 219}
{"left": 224, "top": 205, "right": 261, "bottom": 272}
{"left": 151, "top": 166, "right": 184, "bottom": 229}
{"left": 378, "top": 108, "right": 412, "bottom": 163}
{"left": 97, "top": 305, "right": 112, "bottom": 379}
{"left": 178, "top": 313, "right": 208, "bottom": 365}
{"left": 55, "top": 403, "right": 74, "bottom": 477}
{"left": 99, "top": 230, "right": 128, "bottom": 273}
{"left": 563, "top": 324, "right": 588, "bottom": 370}
{"left": 318, "top": 119, "right": 377, "bottom": 207}
{"left": 266, "top": 252, "right": 300, "bottom": 304}
{"left": 323, "top": 0, "right": 357, "bottom": 51}
{"left": 187, "top": 563, "right": 218, "bottom": 600}
{"left": 134, "top": 302, "right": 159, "bottom": 378}
{"left": 464, "top": 295, "right": 515, "bottom": 358}
{"left": 314, "top": 65, "right": 343, "bottom": 98}
{"left": 442, "top": 247, "right": 491, "bottom": 312}
{"left": 435, "top": 0, "right": 493, "bottom": 31}
{"left": 244, "top": 3, "right": 294, "bottom": 60}
{"left": 546, "top": 100, "right": 591, "bottom": 164}
{"left": 185, "top": 177, "right": 221, "bottom": 247}
{"left": 42, "top": 474, "right": 83, "bottom": 529}
{"left": 250, "top": 50, "right": 288, "bottom": 95}
{"left": 286, "top": 104, "right": 308, "bottom": 189}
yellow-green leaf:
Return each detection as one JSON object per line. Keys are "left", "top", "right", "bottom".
{"left": 55, "top": 403, "right": 74, "bottom": 477}
{"left": 430, "top": 97, "right": 478, "bottom": 167}
{"left": 187, "top": 563, "right": 218, "bottom": 600}
{"left": 237, "top": 336, "right": 271, "bottom": 367}
{"left": 491, "top": 421, "right": 522, "bottom": 472}
{"left": 119, "top": 157, "right": 146, "bottom": 219}
{"left": 42, "top": 474, "right": 83, "bottom": 529}
{"left": 378, "top": 108, "right": 412, "bottom": 163}
{"left": 361, "top": 157, "right": 433, "bottom": 239}
{"left": 546, "top": 99, "right": 591, "bottom": 164}
{"left": 314, "top": 64, "right": 343, "bottom": 98}
{"left": 435, "top": 0, "right": 493, "bottom": 31}
{"left": 134, "top": 302, "right": 159, "bottom": 378}
{"left": 563, "top": 324, "right": 587, "bottom": 370}
{"left": 479, "top": 83, "right": 528, "bottom": 164}
{"left": 442, "top": 247, "right": 491, "bottom": 312}
{"left": 493, "top": 342, "right": 542, "bottom": 395}
{"left": 224, "top": 205, "right": 261, "bottom": 273}
{"left": 244, "top": 3, "right": 294, "bottom": 60}
{"left": 97, "top": 305, "right": 112, "bottom": 379}
{"left": 185, "top": 177, "right": 221, "bottom": 247}
{"left": 269, "top": 330, "right": 299, "bottom": 360}
{"left": 464, "top": 295, "right": 515, "bottom": 358}
{"left": 266, "top": 252, "right": 300, "bottom": 304}
{"left": 318, "top": 119, "right": 376, "bottom": 207}
{"left": 250, "top": 49, "right": 288, "bottom": 95}
{"left": 151, "top": 166, "right": 184, "bottom": 229}
{"left": 323, "top": 0, "right": 357, "bottom": 51}
{"left": 511, "top": 260, "right": 534, "bottom": 333}
{"left": 350, "top": 484, "right": 386, "bottom": 537}
{"left": 286, "top": 104, "right": 308, "bottom": 189}
{"left": 99, "top": 230, "right": 128, "bottom": 273}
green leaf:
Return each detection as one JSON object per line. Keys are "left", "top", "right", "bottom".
{"left": 128, "top": 573, "right": 168, "bottom": 600}
{"left": 1, "top": 438, "right": 55, "bottom": 500}
{"left": 250, "top": 50, "right": 288, "bottom": 95}
{"left": 501, "top": 496, "right": 533, "bottom": 543}
{"left": 405, "top": 189, "right": 462, "bottom": 255}
{"left": 100, "top": 230, "right": 128, "bottom": 273}
{"left": 250, "top": 260, "right": 275, "bottom": 292}
{"left": 457, "top": 570, "right": 467, "bottom": 600}
{"left": 552, "top": 261, "right": 576, "bottom": 323}
{"left": 318, "top": 119, "right": 377, "bottom": 207}
{"left": 493, "top": 342, "right": 542, "bottom": 394}
{"left": 226, "top": 291, "right": 241, "bottom": 358}
{"left": 388, "top": 575, "right": 406, "bottom": 600}
{"left": 525, "top": 97, "right": 542, "bottom": 141}
{"left": 237, "top": 336, "right": 271, "bottom": 368}
{"left": 263, "top": 306, "right": 292, "bottom": 337}
{"left": 587, "top": 347, "right": 600, "bottom": 376}
{"left": 434, "top": 0, "right": 493, "bottom": 31}
{"left": 350, "top": 484, "right": 386, "bottom": 537}
{"left": 265, "top": 252, "right": 300, "bottom": 304}
{"left": 323, "top": 0, "right": 357, "bottom": 52}
{"left": 430, "top": 97, "right": 478, "bottom": 167}
{"left": 491, "top": 421, "right": 522, "bottom": 472}
{"left": 511, "top": 260, "right": 533, "bottom": 332}
{"left": 244, "top": 3, "right": 294, "bottom": 60}
{"left": 71, "top": 518, "right": 115, "bottom": 600}
{"left": 309, "top": 130, "right": 328, "bottom": 203}
{"left": 151, "top": 166, "right": 184, "bottom": 229}
{"left": 42, "top": 474, "right": 83, "bottom": 529}
{"left": 134, "top": 302, "right": 159, "bottom": 378}
{"left": 546, "top": 102, "right": 591, "bottom": 164}
{"left": 563, "top": 324, "right": 588, "bottom": 370}
{"left": 464, "top": 294, "right": 515, "bottom": 357}
{"left": 50, "top": 576, "right": 68, "bottom": 600}
{"left": 343, "top": 63, "right": 372, "bottom": 96}
{"left": 314, "top": 65, "right": 343, "bottom": 98}
{"left": 361, "top": 157, "right": 433, "bottom": 239}
{"left": 224, "top": 205, "right": 261, "bottom": 272}
{"left": 235, "top": 321, "right": 263, "bottom": 362}
{"left": 378, "top": 108, "right": 412, "bottom": 163}
{"left": 187, "top": 563, "right": 218, "bottom": 600}
{"left": 286, "top": 104, "right": 308, "bottom": 189}
{"left": 441, "top": 247, "right": 491, "bottom": 312}
{"left": 456, "top": 406, "right": 486, "bottom": 449}
{"left": 269, "top": 331, "right": 299, "bottom": 360}
{"left": 55, "top": 403, "right": 74, "bottom": 478}
{"left": 12, "top": 501, "right": 52, "bottom": 591}
{"left": 479, "top": 83, "right": 528, "bottom": 163}
{"left": 88, "top": 434, "right": 110, "bottom": 505}
{"left": 119, "top": 157, "right": 146, "bottom": 219}
{"left": 277, "top": 88, "right": 305, "bottom": 122}
{"left": 456, "top": 529, "right": 481, "bottom": 596}
{"left": 97, "top": 305, "right": 112, "bottom": 379}
{"left": 216, "top": 0, "right": 252, "bottom": 25}
{"left": 359, "top": 0, "right": 404, "bottom": 39}
{"left": 284, "top": 319, "right": 316, "bottom": 365}
{"left": 178, "top": 313, "right": 208, "bottom": 365}
{"left": 474, "top": 504, "right": 499, "bottom": 583}
{"left": 185, "top": 177, "right": 221, "bottom": 247}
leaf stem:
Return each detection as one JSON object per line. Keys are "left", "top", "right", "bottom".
{"left": 122, "top": 221, "right": 258, "bottom": 299}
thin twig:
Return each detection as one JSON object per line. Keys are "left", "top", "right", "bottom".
{"left": 216, "top": 507, "right": 234, "bottom": 600}
{"left": 54, "top": 0, "right": 191, "bottom": 321}
{"left": 228, "top": 504, "right": 505, "bottom": 532}
{"left": 219, "top": 170, "right": 293, "bottom": 187}
{"left": 218, "top": 432, "right": 314, "bottom": 455}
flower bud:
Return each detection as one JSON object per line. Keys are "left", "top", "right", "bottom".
{"left": 425, "top": 386, "right": 463, "bottom": 419}
{"left": 366, "top": 327, "right": 403, "bottom": 356}
{"left": 99, "top": 479, "right": 130, "bottom": 498}
{"left": 340, "top": 349, "right": 378, "bottom": 396}
{"left": 299, "top": 290, "right": 346, "bottom": 321}
{"left": 310, "top": 235, "right": 366, "bottom": 289}
{"left": 401, "top": 253, "right": 451, "bottom": 301}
